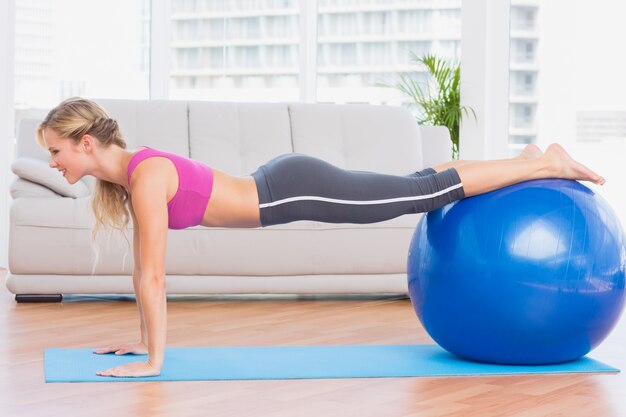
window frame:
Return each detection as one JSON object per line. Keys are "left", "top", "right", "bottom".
{"left": 459, "top": 0, "right": 511, "bottom": 160}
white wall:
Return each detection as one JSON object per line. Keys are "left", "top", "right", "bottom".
{"left": 0, "top": 0, "right": 15, "bottom": 269}
{"left": 536, "top": 0, "right": 626, "bottom": 228}
{"left": 536, "top": 0, "right": 626, "bottom": 145}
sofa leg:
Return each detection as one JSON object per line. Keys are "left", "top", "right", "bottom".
{"left": 15, "top": 294, "right": 63, "bottom": 303}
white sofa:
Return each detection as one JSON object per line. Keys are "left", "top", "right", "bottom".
{"left": 7, "top": 100, "right": 452, "bottom": 302}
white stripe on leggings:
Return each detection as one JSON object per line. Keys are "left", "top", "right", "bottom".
{"left": 258, "top": 182, "right": 464, "bottom": 209}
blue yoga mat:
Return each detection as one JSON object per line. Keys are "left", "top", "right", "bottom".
{"left": 44, "top": 344, "right": 618, "bottom": 382}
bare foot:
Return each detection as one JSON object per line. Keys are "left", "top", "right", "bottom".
{"left": 544, "top": 143, "right": 605, "bottom": 185}
{"left": 516, "top": 144, "right": 543, "bottom": 160}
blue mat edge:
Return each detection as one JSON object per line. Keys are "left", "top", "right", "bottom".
{"left": 44, "top": 344, "right": 620, "bottom": 383}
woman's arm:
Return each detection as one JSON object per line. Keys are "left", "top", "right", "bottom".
{"left": 96, "top": 170, "right": 170, "bottom": 377}
{"left": 93, "top": 202, "right": 149, "bottom": 356}
{"left": 131, "top": 202, "right": 149, "bottom": 345}
{"left": 130, "top": 202, "right": 149, "bottom": 346}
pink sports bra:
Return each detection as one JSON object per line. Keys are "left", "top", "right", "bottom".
{"left": 127, "top": 147, "right": 214, "bottom": 230}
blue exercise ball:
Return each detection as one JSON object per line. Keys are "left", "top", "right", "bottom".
{"left": 407, "top": 179, "right": 626, "bottom": 365}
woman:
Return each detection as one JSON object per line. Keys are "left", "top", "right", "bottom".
{"left": 38, "top": 98, "right": 605, "bottom": 377}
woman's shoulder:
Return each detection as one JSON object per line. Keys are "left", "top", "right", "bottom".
{"left": 127, "top": 148, "right": 178, "bottom": 186}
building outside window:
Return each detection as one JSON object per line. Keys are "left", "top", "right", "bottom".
{"left": 168, "top": 0, "right": 465, "bottom": 104}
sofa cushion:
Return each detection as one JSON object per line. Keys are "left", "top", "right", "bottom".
{"left": 10, "top": 178, "right": 61, "bottom": 198}
{"left": 11, "top": 157, "right": 90, "bottom": 198}
{"left": 289, "top": 103, "right": 424, "bottom": 175}
{"left": 188, "top": 102, "right": 293, "bottom": 176}
{"left": 163, "top": 216, "right": 419, "bottom": 276}
{"left": 94, "top": 99, "right": 189, "bottom": 157}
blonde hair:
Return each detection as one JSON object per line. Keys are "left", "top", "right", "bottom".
{"left": 37, "top": 97, "right": 130, "bottom": 270}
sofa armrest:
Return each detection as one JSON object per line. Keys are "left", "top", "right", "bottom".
{"left": 419, "top": 125, "right": 453, "bottom": 169}
{"left": 10, "top": 178, "right": 62, "bottom": 199}
{"left": 11, "top": 157, "right": 90, "bottom": 198}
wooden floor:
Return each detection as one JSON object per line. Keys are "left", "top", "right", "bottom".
{"left": 2, "top": 269, "right": 626, "bottom": 417}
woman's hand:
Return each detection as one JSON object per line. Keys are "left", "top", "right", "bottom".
{"left": 93, "top": 342, "right": 148, "bottom": 355}
{"left": 96, "top": 360, "right": 161, "bottom": 378}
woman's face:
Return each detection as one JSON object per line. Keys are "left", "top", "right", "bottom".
{"left": 43, "top": 128, "right": 90, "bottom": 185}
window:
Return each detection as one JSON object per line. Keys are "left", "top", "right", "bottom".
{"left": 166, "top": 0, "right": 462, "bottom": 104}
{"left": 316, "top": 1, "right": 462, "bottom": 104}
{"left": 14, "top": 1, "right": 465, "bottom": 107}
{"left": 14, "top": 0, "right": 149, "bottom": 111}
{"left": 362, "top": 12, "right": 391, "bottom": 36}
{"left": 511, "top": 6, "right": 536, "bottom": 31}
{"left": 398, "top": 10, "right": 432, "bottom": 35}
{"left": 169, "top": 0, "right": 300, "bottom": 101}
{"left": 511, "top": 72, "right": 536, "bottom": 96}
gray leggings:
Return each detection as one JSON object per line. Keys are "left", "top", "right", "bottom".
{"left": 251, "top": 154, "right": 465, "bottom": 227}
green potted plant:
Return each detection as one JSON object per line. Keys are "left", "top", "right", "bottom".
{"left": 386, "top": 53, "right": 475, "bottom": 159}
